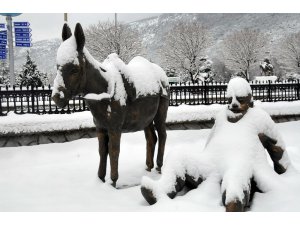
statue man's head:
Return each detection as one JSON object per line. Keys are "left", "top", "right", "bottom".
{"left": 226, "top": 77, "right": 254, "bottom": 123}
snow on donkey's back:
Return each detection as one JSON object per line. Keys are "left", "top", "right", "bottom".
{"left": 51, "top": 22, "right": 169, "bottom": 187}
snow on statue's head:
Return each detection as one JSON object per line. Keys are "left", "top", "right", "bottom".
{"left": 226, "top": 77, "right": 253, "bottom": 122}
{"left": 52, "top": 23, "right": 87, "bottom": 108}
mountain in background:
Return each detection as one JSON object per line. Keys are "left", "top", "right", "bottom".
{"left": 11, "top": 13, "right": 300, "bottom": 82}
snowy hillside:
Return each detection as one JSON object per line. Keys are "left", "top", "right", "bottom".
{"left": 11, "top": 13, "right": 300, "bottom": 76}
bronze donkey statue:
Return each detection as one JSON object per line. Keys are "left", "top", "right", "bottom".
{"left": 52, "top": 23, "right": 169, "bottom": 187}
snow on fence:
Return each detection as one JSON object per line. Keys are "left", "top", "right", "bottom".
{"left": 0, "top": 80, "right": 299, "bottom": 116}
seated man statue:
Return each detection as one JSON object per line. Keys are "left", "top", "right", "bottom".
{"left": 140, "top": 77, "right": 291, "bottom": 212}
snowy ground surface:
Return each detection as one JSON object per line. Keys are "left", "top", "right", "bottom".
{"left": 0, "top": 120, "right": 300, "bottom": 211}
{"left": 1, "top": 101, "right": 300, "bottom": 134}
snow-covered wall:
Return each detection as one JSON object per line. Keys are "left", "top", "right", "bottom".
{"left": 1, "top": 101, "right": 300, "bottom": 147}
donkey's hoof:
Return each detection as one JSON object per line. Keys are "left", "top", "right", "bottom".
{"left": 156, "top": 167, "right": 161, "bottom": 174}
{"left": 141, "top": 186, "right": 157, "bottom": 205}
{"left": 111, "top": 181, "right": 117, "bottom": 188}
{"left": 146, "top": 167, "right": 152, "bottom": 172}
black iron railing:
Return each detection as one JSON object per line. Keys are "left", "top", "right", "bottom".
{"left": 0, "top": 80, "right": 299, "bottom": 116}
{"left": 169, "top": 80, "right": 300, "bottom": 106}
{"left": 0, "top": 85, "right": 88, "bottom": 116}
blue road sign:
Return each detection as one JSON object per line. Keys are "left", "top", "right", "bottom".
{"left": 0, "top": 55, "right": 6, "bottom": 60}
{"left": 0, "top": 50, "right": 6, "bottom": 54}
{"left": 16, "top": 42, "right": 31, "bottom": 47}
{"left": 0, "top": 30, "right": 7, "bottom": 34}
{"left": 15, "top": 33, "right": 31, "bottom": 38}
{"left": 14, "top": 22, "right": 30, "bottom": 27}
{"left": 0, "top": 23, "right": 5, "bottom": 28}
{"left": 15, "top": 37, "right": 31, "bottom": 42}
{"left": 0, "top": 40, "right": 7, "bottom": 45}
{"left": 0, "top": 34, "right": 7, "bottom": 39}
{"left": 14, "top": 27, "right": 31, "bottom": 33}
{"left": 0, "top": 45, "right": 6, "bottom": 50}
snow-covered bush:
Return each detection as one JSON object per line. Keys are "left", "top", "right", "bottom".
{"left": 193, "top": 56, "right": 216, "bottom": 83}
{"left": 0, "top": 60, "right": 10, "bottom": 86}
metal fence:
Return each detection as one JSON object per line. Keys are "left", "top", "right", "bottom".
{"left": 0, "top": 85, "right": 88, "bottom": 116}
{"left": 0, "top": 80, "right": 299, "bottom": 116}
{"left": 169, "top": 80, "right": 300, "bottom": 106}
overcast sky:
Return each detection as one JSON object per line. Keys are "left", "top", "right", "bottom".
{"left": 0, "top": 13, "right": 161, "bottom": 42}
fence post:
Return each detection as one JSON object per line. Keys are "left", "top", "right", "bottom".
{"left": 297, "top": 80, "right": 300, "bottom": 100}
{"left": 0, "top": 86, "right": 2, "bottom": 116}
{"left": 268, "top": 80, "right": 272, "bottom": 102}
{"left": 31, "top": 85, "right": 35, "bottom": 113}
{"left": 204, "top": 81, "right": 208, "bottom": 105}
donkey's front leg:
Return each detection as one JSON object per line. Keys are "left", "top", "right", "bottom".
{"left": 97, "top": 129, "right": 109, "bottom": 182}
{"left": 108, "top": 130, "right": 121, "bottom": 187}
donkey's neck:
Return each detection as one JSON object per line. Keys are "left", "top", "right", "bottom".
{"left": 83, "top": 49, "right": 108, "bottom": 95}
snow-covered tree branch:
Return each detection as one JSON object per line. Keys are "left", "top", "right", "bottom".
{"left": 161, "top": 21, "right": 212, "bottom": 83}
{"left": 222, "top": 28, "right": 268, "bottom": 81}
{"left": 277, "top": 32, "right": 300, "bottom": 74}
{"left": 85, "top": 21, "right": 143, "bottom": 63}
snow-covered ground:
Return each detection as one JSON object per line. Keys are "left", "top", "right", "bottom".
{"left": 0, "top": 120, "right": 300, "bottom": 211}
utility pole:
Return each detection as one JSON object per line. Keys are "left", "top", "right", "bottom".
{"left": 114, "top": 13, "right": 120, "bottom": 55}
{"left": 6, "top": 15, "right": 14, "bottom": 86}
{"left": 64, "top": 13, "right": 68, "bottom": 22}
{"left": 0, "top": 13, "right": 21, "bottom": 86}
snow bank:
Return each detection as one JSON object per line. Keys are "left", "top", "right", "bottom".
{"left": 166, "top": 104, "right": 224, "bottom": 123}
{"left": 255, "top": 76, "right": 278, "bottom": 83}
{"left": 0, "top": 111, "right": 94, "bottom": 134}
{"left": 1, "top": 101, "right": 300, "bottom": 134}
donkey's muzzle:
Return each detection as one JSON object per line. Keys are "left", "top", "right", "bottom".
{"left": 52, "top": 93, "right": 69, "bottom": 108}
{"left": 52, "top": 87, "right": 70, "bottom": 108}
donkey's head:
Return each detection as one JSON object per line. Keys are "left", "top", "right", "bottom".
{"left": 52, "top": 23, "right": 87, "bottom": 108}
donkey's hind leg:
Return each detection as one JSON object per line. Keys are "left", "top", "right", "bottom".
{"left": 154, "top": 97, "right": 168, "bottom": 172}
{"left": 97, "top": 129, "right": 109, "bottom": 182}
{"left": 144, "top": 123, "right": 157, "bottom": 171}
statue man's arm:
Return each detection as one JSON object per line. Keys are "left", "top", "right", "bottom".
{"left": 258, "top": 118, "right": 291, "bottom": 174}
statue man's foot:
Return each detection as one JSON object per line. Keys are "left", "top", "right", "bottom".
{"left": 225, "top": 200, "right": 244, "bottom": 212}
{"left": 141, "top": 186, "right": 157, "bottom": 205}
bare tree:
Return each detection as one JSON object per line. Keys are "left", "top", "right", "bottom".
{"left": 277, "top": 32, "right": 300, "bottom": 74}
{"left": 85, "top": 21, "right": 143, "bottom": 63}
{"left": 161, "top": 21, "right": 212, "bottom": 83}
{"left": 222, "top": 28, "right": 268, "bottom": 81}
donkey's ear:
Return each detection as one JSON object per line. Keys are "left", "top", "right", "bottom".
{"left": 74, "top": 23, "right": 85, "bottom": 52}
{"left": 62, "top": 23, "right": 72, "bottom": 41}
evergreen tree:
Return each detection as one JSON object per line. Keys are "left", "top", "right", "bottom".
{"left": 16, "top": 51, "right": 48, "bottom": 87}
{"left": 0, "top": 60, "right": 10, "bottom": 86}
